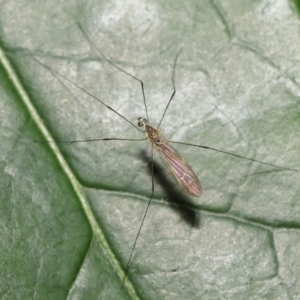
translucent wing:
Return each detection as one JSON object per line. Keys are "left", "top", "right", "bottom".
{"left": 152, "top": 134, "right": 202, "bottom": 197}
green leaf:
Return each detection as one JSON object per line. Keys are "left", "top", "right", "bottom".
{"left": 1, "top": 0, "right": 300, "bottom": 299}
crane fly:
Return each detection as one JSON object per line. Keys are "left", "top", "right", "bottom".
{"left": 138, "top": 116, "right": 202, "bottom": 197}
{"left": 34, "top": 23, "right": 297, "bottom": 288}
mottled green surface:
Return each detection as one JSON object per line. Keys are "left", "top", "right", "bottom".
{"left": 1, "top": 1, "right": 300, "bottom": 299}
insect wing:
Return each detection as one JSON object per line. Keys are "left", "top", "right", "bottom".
{"left": 153, "top": 135, "right": 202, "bottom": 197}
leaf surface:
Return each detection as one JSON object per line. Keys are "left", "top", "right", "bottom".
{"left": 1, "top": 1, "right": 300, "bottom": 299}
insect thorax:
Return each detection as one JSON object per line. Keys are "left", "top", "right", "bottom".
{"left": 145, "top": 124, "right": 160, "bottom": 143}
{"left": 137, "top": 117, "right": 160, "bottom": 143}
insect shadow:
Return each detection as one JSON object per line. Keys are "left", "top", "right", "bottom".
{"left": 138, "top": 149, "right": 200, "bottom": 228}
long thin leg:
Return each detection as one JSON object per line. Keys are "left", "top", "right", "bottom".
{"left": 33, "top": 58, "right": 143, "bottom": 132}
{"left": 76, "top": 23, "right": 149, "bottom": 122}
{"left": 121, "top": 145, "right": 155, "bottom": 287}
{"left": 157, "top": 48, "right": 183, "bottom": 129}
{"left": 34, "top": 137, "right": 146, "bottom": 144}
{"left": 169, "top": 141, "right": 298, "bottom": 171}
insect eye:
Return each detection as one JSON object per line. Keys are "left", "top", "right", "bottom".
{"left": 137, "top": 117, "right": 147, "bottom": 127}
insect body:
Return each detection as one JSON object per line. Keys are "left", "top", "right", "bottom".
{"left": 138, "top": 117, "right": 202, "bottom": 196}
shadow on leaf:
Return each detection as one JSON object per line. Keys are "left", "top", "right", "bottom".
{"left": 138, "top": 150, "right": 201, "bottom": 228}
